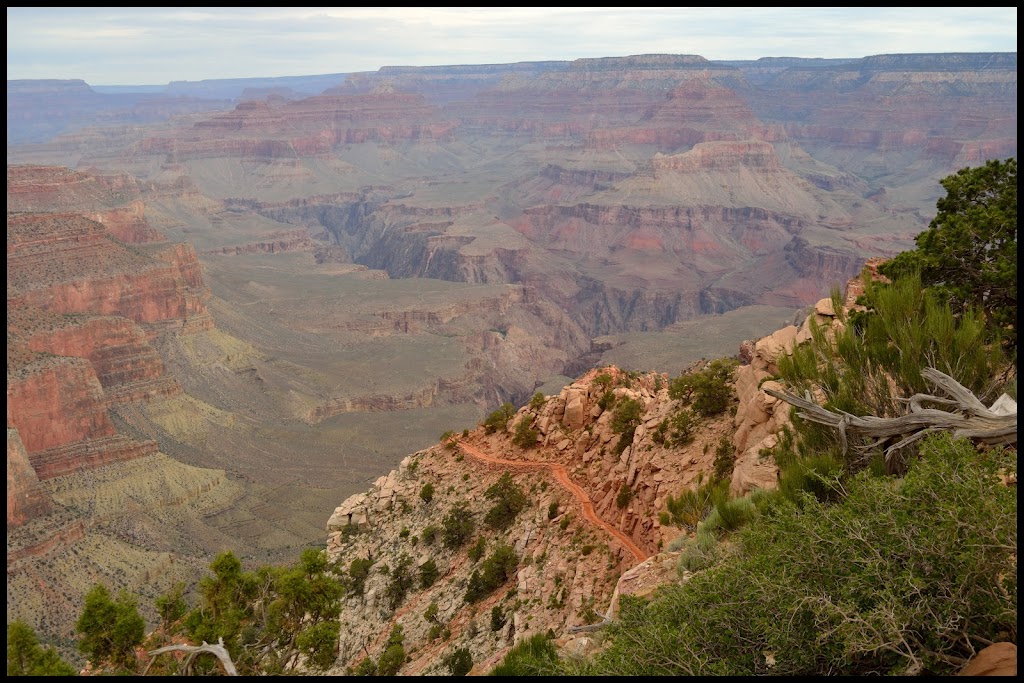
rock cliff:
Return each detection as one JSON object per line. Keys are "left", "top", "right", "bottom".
{"left": 322, "top": 262, "right": 894, "bottom": 673}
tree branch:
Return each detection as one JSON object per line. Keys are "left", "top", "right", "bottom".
{"left": 764, "top": 368, "right": 1016, "bottom": 460}
{"left": 146, "top": 638, "right": 239, "bottom": 676}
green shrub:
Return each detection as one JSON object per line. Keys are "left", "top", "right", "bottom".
{"left": 465, "top": 544, "right": 518, "bottom": 603}
{"left": 668, "top": 408, "right": 697, "bottom": 446}
{"left": 6, "top": 621, "right": 76, "bottom": 676}
{"left": 346, "top": 557, "right": 373, "bottom": 597}
{"left": 384, "top": 554, "right": 414, "bottom": 612}
{"left": 297, "top": 621, "right": 341, "bottom": 671}
{"left": 581, "top": 434, "right": 1017, "bottom": 676}
{"left": 445, "top": 647, "right": 474, "bottom": 676}
{"left": 352, "top": 657, "right": 377, "bottom": 676}
{"left": 597, "top": 389, "right": 617, "bottom": 411}
{"left": 468, "top": 536, "right": 487, "bottom": 563}
{"left": 420, "top": 482, "right": 435, "bottom": 503}
{"left": 778, "top": 451, "right": 847, "bottom": 505}
{"left": 611, "top": 397, "right": 644, "bottom": 455}
{"left": 76, "top": 584, "right": 146, "bottom": 670}
{"left": 490, "top": 605, "right": 507, "bottom": 632}
{"left": 420, "top": 559, "right": 440, "bottom": 589}
{"left": 611, "top": 397, "right": 644, "bottom": 433}
{"left": 484, "top": 471, "right": 528, "bottom": 530}
{"left": 547, "top": 501, "right": 559, "bottom": 519}
{"left": 880, "top": 158, "right": 1016, "bottom": 350}
{"left": 421, "top": 524, "right": 439, "bottom": 545}
{"left": 778, "top": 271, "right": 1010, "bottom": 474}
{"left": 512, "top": 417, "right": 539, "bottom": 448}
{"left": 669, "top": 359, "right": 738, "bottom": 416}
{"left": 483, "top": 403, "right": 516, "bottom": 434}
{"left": 340, "top": 523, "right": 363, "bottom": 540}
{"left": 530, "top": 392, "right": 547, "bottom": 411}
{"left": 664, "top": 475, "right": 729, "bottom": 529}
{"left": 488, "top": 633, "right": 559, "bottom": 676}
{"left": 712, "top": 436, "right": 736, "bottom": 482}
{"left": 155, "top": 582, "right": 188, "bottom": 632}
{"left": 423, "top": 601, "right": 439, "bottom": 623}
{"left": 442, "top": 502, "right": 476, "bottom": 550}
{"left": 676, "top": 528, "right": 721, "bottom": 573}
{"left": 615, "top": 484, "right": 633, "bottom": 509}
{"left": 710, "top": 496, "right": 756, "bottom": 533}
{"left": 376, "top": 626, "right": 406, "bottom": 676}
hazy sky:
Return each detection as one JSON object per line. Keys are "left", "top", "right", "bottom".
{"left": 7, "top": 7, "right": 1018, "bottom": 86}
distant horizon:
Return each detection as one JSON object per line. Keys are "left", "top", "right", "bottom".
{"left": 7, "top": 7, "right": 1017, "bottom": 86}
{"left": 7, "top": 50, "right": 1018, "bottom": 90}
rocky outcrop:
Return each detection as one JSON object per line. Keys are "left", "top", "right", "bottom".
{"left": 7, "top": 428, "right": 53, "bottom": 526}
{"left": 7, "top": 355, "right": 117, "bottom": 454}
{"left": 201, "top": 229, "right": 314, "bottom": 256}
{"left": 88, "top": 201, "right": 165, "bottom": 243}
{"left": 138, "top": 91, "right": 458, "bottom": 161}
{"left": 6, "top": 164, "right": 143, "bottom": 212}
{"left": 10, "top": 306, "right": 181, "bottom": 404}
{"left": 6, "top": 164, "right": 216, "bottom": 493}
{"left": 7, "top": 212, "right": 210, "bottom": 329}
{"left": 728, "top": 260, "right": 894, "bottom": 495}
{"left": 324, "top": 360, "right": 748, "bottom": 674}
{"left": 959, "top": 642, "right": 1017, "bottom": 677}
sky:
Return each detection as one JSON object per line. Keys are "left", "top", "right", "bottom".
{"left": 7, "top": 7, "right": 1018, "bottom": 86}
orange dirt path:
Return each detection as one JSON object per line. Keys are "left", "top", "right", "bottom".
{"left": 458, "top": 441, "right": 649, "bottom": 563}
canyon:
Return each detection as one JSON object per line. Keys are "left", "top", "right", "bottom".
{"left": 6, "top": 51, "right": 1016, "bottom": 664}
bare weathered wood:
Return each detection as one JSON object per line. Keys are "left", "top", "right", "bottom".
{"left": 145, "top": 637, "right": 239, "bottom": 676}
{"left": 764, "top": 368, "right": 1016, "bottom": 461}
{"left": 568, "top": 619, "right": 610, "bottom": 634}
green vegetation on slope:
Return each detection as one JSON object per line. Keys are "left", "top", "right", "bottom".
{"left": 494, "top": 436, "right": 1016, "bottom": 676}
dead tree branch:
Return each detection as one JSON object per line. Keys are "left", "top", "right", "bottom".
{"left": 764, "top": 367, "right": 1016, "bottom": 462}
{"left": 145, "top": 637, "right": 239, "bottom": 676}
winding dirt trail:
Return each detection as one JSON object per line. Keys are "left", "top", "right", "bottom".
{"left": 458, "top": 441, "right": 649, "bottom": 563}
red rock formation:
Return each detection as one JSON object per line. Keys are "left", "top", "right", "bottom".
{"left": 202, "top": 229, "right": 314, "bottom": 256}
{"left": 6, "top": 164, "right": 143, "bottom": 212}
{"left": 10, "top": 306, "right": 181, "bottom": 404}
{"left": 7, "top": 212, "right": 210, "bottom": 329}
{"left": 6, "top": 164, "right": 213, "bottom": 489}
{"left": 7, "top": 351, "right": 159, "bottom": 480}
{"left": 7, "top": 428, "right": 53, "bottom": 526}
{"left": 138, "top": 91, "right": 457, "bottom": 161}
{"left": 28, "top": 434, "right": 159, "bottom": 480}
{"left": 88, "top": 200, "right": 165, "bottom": 243}
{"left": 7, "top": 355, "right": 117, "bottom": 453}
{"left": 6, "top": 520, "right": 86, "bottom": 562}
{"left": 958, "top": 642, "right": 1017, "bottom": 677}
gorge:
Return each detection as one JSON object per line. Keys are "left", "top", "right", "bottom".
{"left": 6, "top": 50, "right": 1017, "bottom": 670}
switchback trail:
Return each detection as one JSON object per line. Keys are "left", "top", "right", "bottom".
{"left": 458, "top": 441, "right": 649, "bottom": 563}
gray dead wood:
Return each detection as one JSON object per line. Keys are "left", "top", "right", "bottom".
{"left": 144, "top": 637, "right": 239, "bottom": 676}
{"left": 763, "top": 367, "right": 1016, "bottom": 462}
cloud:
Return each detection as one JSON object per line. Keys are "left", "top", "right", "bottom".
{"left": 6, "top": 7, "right": 1017, "bottom": 85}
